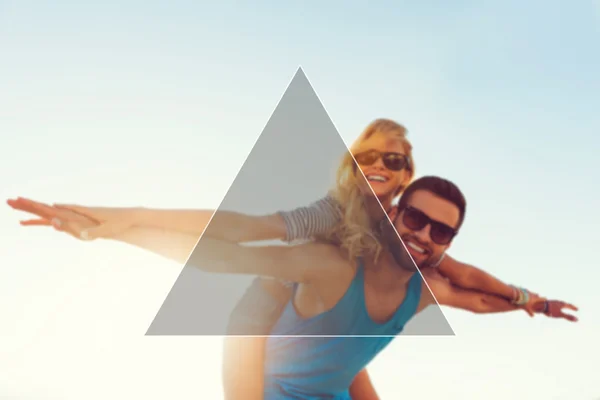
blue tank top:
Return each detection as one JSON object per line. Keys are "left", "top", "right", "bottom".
{"left": 264, "top": 259, "right": 422, "bottom": 399}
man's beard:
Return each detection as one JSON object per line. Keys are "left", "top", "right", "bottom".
{"left": 381, "top": 218, "right": 436, "bottom": 271}
{"left": 387, "top": 238, "right": 420, "bottom": 271}
{"left": 392, "top": 249, "right": 416, "bottom": 271}
{"left": 387, "top": 235, "right": 440, "bottom": 271}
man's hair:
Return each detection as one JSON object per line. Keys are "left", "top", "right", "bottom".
{"left": 397, "top": 176, "right": 467, "bottom": 230}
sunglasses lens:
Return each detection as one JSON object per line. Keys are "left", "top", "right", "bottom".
{"left": 355, "top": 150, "right": 408, "bottom": 172}
{"left": 403, "top": 207, "right": 456, "bottom": 245}
{"left": 355, "top": 150, "right": 379, "bottom": 166}
{"left": 402, "top": 207, "right": 428, "bottom": 231}
{"left": 382, "top": 154, "right": 407, "bottom": 171}
{"left": 430, "top": 224, "right": 455, "bottom": 245}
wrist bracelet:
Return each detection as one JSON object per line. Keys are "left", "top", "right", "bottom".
{"left": 542, "top": 301, "right": 550, "bottom": 315}
{"left": 519, "top": 288, "right": 530, "bottom": 306}
{"left": 510, "top": 286, "right": 529, "bottom": 306}
{"left": 510, "top": 285, "right": 521, "bottom": 304}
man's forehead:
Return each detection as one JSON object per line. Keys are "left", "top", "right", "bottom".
{"left": 403, "top": 190, "right": 460, "bottom": 227}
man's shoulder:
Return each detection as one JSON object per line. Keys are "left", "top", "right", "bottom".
{"left": 421, "top": 267, "right": 447, "bottom": 282}
{"left": 419, "top": 268, "right": 452, "bottom": 305}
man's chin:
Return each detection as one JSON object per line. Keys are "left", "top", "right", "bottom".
{"left": 410, "top": 254, "right": 436, "bottom": 270}
{"left": 406, "top": 249, "right": 426, "bottom": 265}
{"left": 398, "top": 263, "right": 418, "bottom": 272}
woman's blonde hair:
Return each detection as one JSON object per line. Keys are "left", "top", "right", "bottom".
{"left": 321, "top": 118, "right": 415, "bottom": 262}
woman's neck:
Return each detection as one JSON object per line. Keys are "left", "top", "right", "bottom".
{"left": 364, "top": 195, "right": 393, "bottom": 218}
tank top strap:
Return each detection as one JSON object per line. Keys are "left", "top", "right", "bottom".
{"left": 389, "top": 271, "right": 423, "bottom": 331}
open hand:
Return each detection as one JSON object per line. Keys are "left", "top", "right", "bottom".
{"left": 8, "top": 197, "right": 138, "bottom": 241}
{"left": 544, "top": 300, "right": 578, "bottom": 322}
{"left": 7, "top": 197, "right": 99, "bottom": 240}
{"left": 52, "top": 203, "right": 138, "bottom": 240}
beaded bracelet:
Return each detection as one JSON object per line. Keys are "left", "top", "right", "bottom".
{"left": 511, "top": 286, "right": 519, "bottom": 303}
{"left": 519, "top": 288, "right": 530, "bottom": 306}
{"left": 510, "top": 285, "right": 529, "bottom": 306}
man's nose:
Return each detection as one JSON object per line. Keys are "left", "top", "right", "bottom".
{"left": 413, "top": 223, "right": 432, "bottom": 244}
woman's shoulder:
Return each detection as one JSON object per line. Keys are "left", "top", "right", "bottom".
{"left": 317, "top": 192, "right": 342, "bottom": 209}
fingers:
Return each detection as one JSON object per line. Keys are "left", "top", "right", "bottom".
{"left": 525, "top": 308, "right": 534, "bottom": 317}
{"left": 7, "top": 197, "right": 37, "bottom": 211}
{"left": 8, "top": 197, "right": 58, "bottom": 221}
{"left": 53, "top": 203, "right": 87, "bottom": 214}
{"left": 549, "top": 301, "right": 579, "bottom": 312}
{"left": 559, "top": 302, "right": 578, "bottom": 322}
{"left": 20, "top": 219, "right": 52, "bottom": 226}
{"left": 54, "top": 204, "right": 104, "bottom": 223}
{"left": 544, "top": 301, "right": 579, "bottom": 322}
{"left": 10, "top": 197, "right": 49, "bottom": 212}
{"left": 563, "top": 303, "right": 578, "bottom": 311}
{"left": 559, "top": 312, "right": 578, "bottom": 322}
{"left": 10, "top": 198, "right": 102, "bottom": 242}
{"left": 8, "top": 197, "right": 44, "bottom": 207}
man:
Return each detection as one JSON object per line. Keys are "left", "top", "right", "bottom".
{"left": 191, "top": 176, "right": 577, "bottom": 399}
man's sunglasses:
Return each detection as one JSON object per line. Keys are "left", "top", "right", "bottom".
{"left": 353, "top": 149, "right": 411, "bottom": 172}
{"left": 401, "top": 206, "right": 457, "bottom": 245}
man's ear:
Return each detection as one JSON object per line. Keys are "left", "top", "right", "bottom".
{"left": 388, "top": 207, "right": 399, "bottom": 221}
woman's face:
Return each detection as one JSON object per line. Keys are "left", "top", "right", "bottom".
{"left": 352, "top": 133, "right": 411, "bottom": 204}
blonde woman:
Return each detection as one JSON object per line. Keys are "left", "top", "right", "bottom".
{"left": 8, "top": 119, "right": 550, "bottom": 399}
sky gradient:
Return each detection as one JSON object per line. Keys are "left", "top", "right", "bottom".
{"left": 1, "top": 1, "right": 599, "bottom": 399}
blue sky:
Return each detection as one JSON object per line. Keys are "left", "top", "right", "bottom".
{"left": 1, "top": 1, "right": 599, "bottom": 399}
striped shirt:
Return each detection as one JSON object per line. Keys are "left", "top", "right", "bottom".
{"left": 275, "top": 194, "right": 445, "bottom": 283}
{"left": 277, "top": 195, "right": 342, "bottom": 243}
{"left": 274, "top": 195, "right": 341, "bottom": 287}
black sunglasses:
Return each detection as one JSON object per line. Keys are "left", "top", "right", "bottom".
{"left": 353, "top": 149, "right": 411, "bottom": 172}
{"left": 401, "top": 206, "right": 457, "bottom": 245}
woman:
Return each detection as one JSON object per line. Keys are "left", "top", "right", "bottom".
{"left": 8, "top": 118, "right": 549, "bottom": 399}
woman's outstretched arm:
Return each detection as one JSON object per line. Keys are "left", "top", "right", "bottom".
{"left": 52, "top": 195, "right": 341, "bottom": 243}
{"left": 7, "top": 195, "right": 343, "bottom": 264}
{"left": 8, "top": 197, "right": 200, "bottom": 263}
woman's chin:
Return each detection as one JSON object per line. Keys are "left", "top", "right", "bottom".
{"left": 369, "top": 186, "right": 394, "bottom": 200}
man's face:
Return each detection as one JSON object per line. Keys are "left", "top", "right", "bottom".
{"left": 391, "top": 190, "right": 461, "bottom": 269}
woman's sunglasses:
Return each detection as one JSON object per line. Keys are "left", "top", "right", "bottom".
{"left": 401, "top": 206, "right": 457, "bottom": 245}
{"left": 353, "top": 149, "right": 411, "bottom": 172}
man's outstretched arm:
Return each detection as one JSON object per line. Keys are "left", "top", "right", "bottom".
{"left": 425, "top": 271, "right": 529, "bottom": 314}
{"left": 428, "top": 275, "right": 579, "bottom": 321}
{"left": 437, "top": 255, "right": 516, "bottom": 300}
{"left": 436, "top": 255, "right": 542, "bottom": 315}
